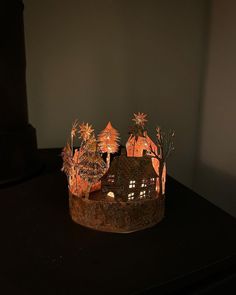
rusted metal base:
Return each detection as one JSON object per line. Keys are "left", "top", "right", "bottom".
{"left": 69, "top": 190, "right": 165, "bottom": 233}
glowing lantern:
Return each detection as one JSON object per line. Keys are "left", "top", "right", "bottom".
{"left": 61, "top": 114, "right": 174, "bottom": 233}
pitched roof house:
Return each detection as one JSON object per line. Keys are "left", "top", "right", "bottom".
{"left": 101, "top": 152, "right": 157, "bottom": 201}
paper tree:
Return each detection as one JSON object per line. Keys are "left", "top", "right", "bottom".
{"left": 149, "top": 127, "right": 174, "bottom": 195}
{"left": 61, "top": 142, "right": 73, "bottom": 177}
{"left": 78, "top": 135, "right": 107, "bottom": 198}
{"left": 62, "top": 119, "right": 79, "bottom": 179}
{"left": 61, "top": 120, "right": 106, "bottom": 198}
{"left": 98, "top": 121, "right": 120, "bottom": 169}
{"left": 70, "top": 119, "right": 79, "bottom": 154}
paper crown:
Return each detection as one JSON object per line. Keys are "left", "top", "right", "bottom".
{"left": 62, "top": 113, "right": 174, "bottom": 233}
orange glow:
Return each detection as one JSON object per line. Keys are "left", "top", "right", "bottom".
{"left": 125, "top": 132, "right": 167, "bottom": 194}
{"left": 69, "top": 149, "right": 101, "bottom": 196}
{"left": 126, "top": 135, "right": 146, "bottom": 157}
{"left": 62, "top": 114, "right": 173, "bottom": 198}
{"left": 98, "top": 121, "right": 119, "bottom": 154}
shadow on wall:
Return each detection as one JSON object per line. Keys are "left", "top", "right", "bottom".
{"left": 194, "top": 163, "right": 236, "bottom": 217}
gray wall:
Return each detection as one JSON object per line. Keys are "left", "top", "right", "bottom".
{"left": 194, "top": 0, "right": 236, "bottom": 217}
{"left": 24, "top": 1, "right": 208, "bottom": 188}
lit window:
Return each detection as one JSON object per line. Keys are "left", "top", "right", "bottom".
{"left": 139, "top": 190, "right": 146, "bottom": 199}
{"left": 129, "top": 180, "right": 136, "bottom": 188}
{"left": 108, "top": 175, "right": 115, "bottom": 183}
{"left": 141, "top": 179, "right": 147, "bottom": 187}
{"left": 107, "top": 192, "right": 115, "bottom": 198}
{"left": 128, "top": 192, "right": 135, "bottom": 200}
{"left": 150, "top": 177, "right": 155, "bottom": 184}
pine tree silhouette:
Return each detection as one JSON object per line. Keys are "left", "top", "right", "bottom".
{"left": 98, "top": 122, "right": 119, "bottom": 169}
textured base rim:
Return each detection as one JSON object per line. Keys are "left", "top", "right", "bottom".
{"left": 69, "top": 191, "right": 165, "bottom": 233}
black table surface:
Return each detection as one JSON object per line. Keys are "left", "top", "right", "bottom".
{"left": 0, "top": 149, "right": 235, "bottom": 295}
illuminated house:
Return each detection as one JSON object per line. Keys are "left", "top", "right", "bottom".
{"left": 126, "top": 131, "right": 166, "bottom": 194}
{"left": 101, "top": 151, "right": 157, "bottom": 201}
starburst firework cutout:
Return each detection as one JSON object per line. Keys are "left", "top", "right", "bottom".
{"left": 79, "top": 123, "right": 94, "bottom": 141}
{"left": 132, "top": 112, "right": 147, "bottom": 127}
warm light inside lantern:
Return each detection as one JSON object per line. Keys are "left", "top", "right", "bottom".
{"left": 107, "top": 191, "right": 115, "bottom": 198}
{"left": 62, "top": 112, "right": 174, "bottom": 233}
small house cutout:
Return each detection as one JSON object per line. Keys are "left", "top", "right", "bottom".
{"left": 101, "top": 152, "right": 157, "bottom": 201}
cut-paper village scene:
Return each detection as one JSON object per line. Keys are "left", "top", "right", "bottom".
{"left": 62, "top": 113, "right": 174, "bottom": 201}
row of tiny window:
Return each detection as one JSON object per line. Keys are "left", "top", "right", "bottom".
{"left": 107, "top": 190, "right": 148, "bottom": 200}
{"left": 128, "top": 190, "right": 147, "bottom": 200}
{"left": 107, "top": 177, "right": 156, "bottom": 187}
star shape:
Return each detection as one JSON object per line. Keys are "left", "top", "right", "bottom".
{"left": 79, "top": 122, "right": 94, "bottom": 141}
{"left": 132, "top": 112, "right": 147, "bottom": 127}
